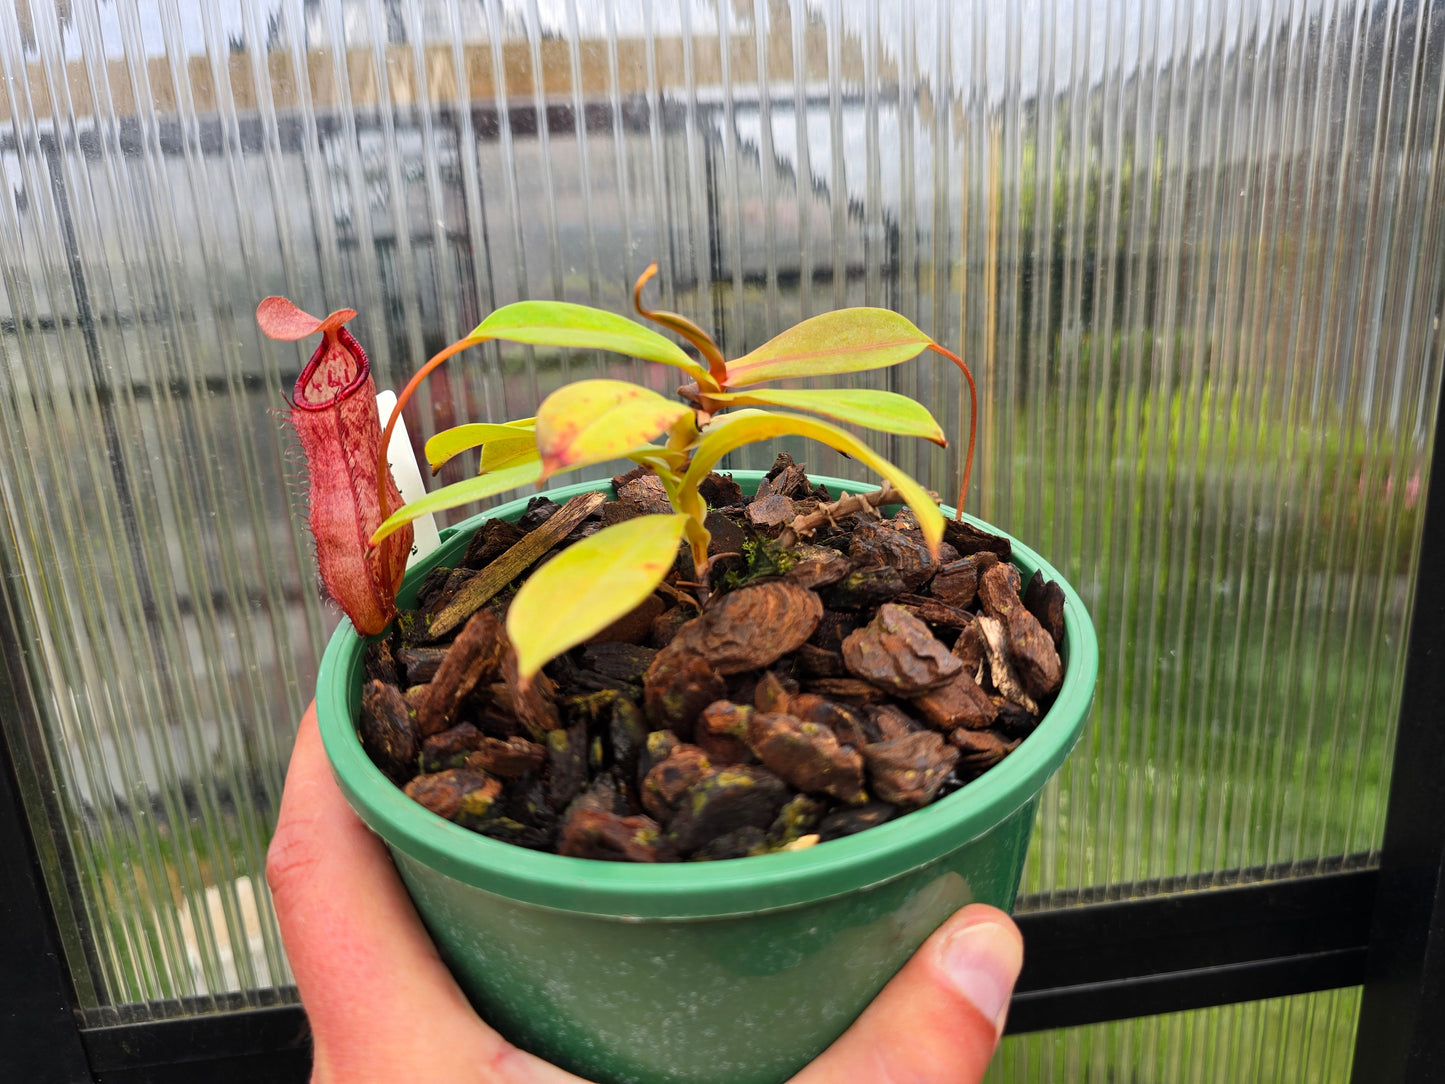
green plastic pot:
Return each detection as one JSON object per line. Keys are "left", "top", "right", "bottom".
{"left": 317, "top": 471, "right": 1097, "bottom": 1084}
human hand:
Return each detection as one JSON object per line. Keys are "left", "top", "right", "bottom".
{"left": 268, "top": 702, "right": 1024, "bottom": 1083}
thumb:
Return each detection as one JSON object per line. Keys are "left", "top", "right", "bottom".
{"left": 794, "top": 904, "right": 1023, "bottom": 1084}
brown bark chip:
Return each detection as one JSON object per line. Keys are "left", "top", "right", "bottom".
{"left": 978, "top": 563, "right": 1063, "bottom": 700}
{"left": 545, "top": 724, "right": 589, "bottom": 812}
{"left": 929, "top": 553, "right": 999, "bottom": 609}
{"left": 414, "top": 610, "right": 508, "bottom": 737}
{"left": 747, "top": 493, "right": 798, "bottom": 528}
{"left": 700, "top": 700, "right": 752, "bottom": 739}
{"left": 403, "top": 769, "right": 501, "bottom": 823}
{"left": 641, "top": 744, "right": 713, "bottom": 824}
{"left": 396, "top": 645, "right": 449, "bottom": 687}
{"left": 588, "top": 593, "right": 666, "bottom": 646}
{"left": 849, "top": 522, "right": 939, "bottom": 591}
{"left": 364, "top": 638, "right": 400, "bottom": 686}
{"left": 464, "top": 736, "right": 547, "bottom": 778}
{"left": 429, "top": 491, "right": 607, "bottom": 639}
{"left": 821, "top": 565, "right": 910, "bottom": 610}
{"left": 1024, "top": 570, "right": 1067, "bottom": 650}
{"left": 745, "top": 712, "right": 868, "bottom": 804}
{"left": 793, "top": 643, "right": 848, "bottom": 678}
{"left": 943, "top": 519, "right": 1013, "bottom": 561}
{"left": 611, "top": 466, "right": 674, "bottom": 515}
{"left": 703, "top": 510, "right": 748, "bottom": 556}
{"left": 801, "top": 678, "right": 893, "bottom": 705}
{"left": 558, "top": 809, "right": 667, "bottom": 862}
{"left": 863, "top": 732, "right": 960, "bottom": 808}
{"left": 643, "top": 646, "right": 728, "bottom": 738}
{"left": 976, "top": 615, "right": 1039, "bottom": 715}
{"left": 669, "top": 582, "right": 823, "bottom": 674}
{"left": 666, "top": 766, "right": 792, "bottom": 856}
{"left": 650, "top": 606, "right": 693, "bottom": 649}
{"left": 950, "top": 728, "right": 1020, "bottom": 778}
{"left": 818, "top": 801, "right": 898, "bottom": 841}
{"left": 910, "top": 671, "right": 1000, "bottom": 731}
{"left": 785, "top": 546, "right": 854, "bottom": 591}
{"left": 752, "top": 671, "right": 793, "bottom": 714}
{"left": 809, "top": 609, "right": 862, "bottom": 652}
{"left": 694, "top": 725, "right": 754, "bottom": 767}
{"left": 461, "top": 518, "right": 527, "bottom": 569}
{"left": 358, "top": 680, "right": 418, "bottom": 783}
{"left": 866, "top": 704, "right": 922, "bottom": 742}
{"left": 842, "top": 603, "right": 963, "bottom": 695}
{"left": 697, "top": 471, "right": 744, "bottom": 508}
{"left": 952, "top": 621, "right": 988, "bottom": 679}
{"left": 895, "top": 595, "right": 976, "bottom": 632}
{"left": 501, "top": 650, "right": 563, "bottom": 740}
{"left": 579, "top": 643, "right": 658, "bottom": 686}
{"left": 419, "top": 722, "right": 486, "bottom": 772}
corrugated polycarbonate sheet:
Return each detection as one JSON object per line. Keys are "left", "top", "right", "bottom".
{"left": 0, "top": 6, "right": 1439, "bottom": 1067}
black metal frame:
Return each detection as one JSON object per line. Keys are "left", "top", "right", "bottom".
{"left": 1347, "top": 361, "right": 1445, "bottom": 1079}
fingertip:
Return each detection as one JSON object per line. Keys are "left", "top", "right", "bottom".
{"left": 793, "top": 902, "right": 1023, "bottom": 1084}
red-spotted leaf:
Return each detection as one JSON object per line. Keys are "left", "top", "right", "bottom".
{"left": 534, "top": 379, "right": 690, "bottom": 482}
{"left": 705, "top": 387, "right": 946, "bottom": 444}
{"left": 507, "top": 514, "right": 690, "bottom": 681}
{"left": 682, "top": 409, "right": 944, "bottom": 555}
{"left": 474, "top": 301, "right": 711, "bottom": 385}
{"left": 723, "top": 308, "right": 933, "bottom": 387}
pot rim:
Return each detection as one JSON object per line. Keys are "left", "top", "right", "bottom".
{"left": 317, "top": 470, "right": 1098, "bottom": 919}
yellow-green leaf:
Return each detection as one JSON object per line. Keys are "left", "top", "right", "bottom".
{"left": 535, "top": 379, "right": 690, "bottom": 482}
{"left": 682, "top": 411, "right": 944, "bottom": 554}
{"left": 480, "top": 436, "right": 541, "bottom": 474}
{"left": 706, "top": 387, "right": 946, "bottom": 445}
{"left": 473, "top": 301, "right": 711, "bottom": 384}
{"left": 723, "top": 309, "right": 932, "bottom": 387}
{"left": 507, "top": 514, "right": 689, "bottom": 681}
{"left": 370, "top": 461, "right": 543, "bottom": 544}
{"left": 426, "top": 422, "right": 537, "bottom": 472}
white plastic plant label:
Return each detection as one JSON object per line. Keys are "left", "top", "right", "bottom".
{"left": 375, "top": 390, "right": 441, "bottom": 567}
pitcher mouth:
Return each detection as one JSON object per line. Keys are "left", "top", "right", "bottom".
{"left": 293, "top": 327, "right": 372, "bottom": 411}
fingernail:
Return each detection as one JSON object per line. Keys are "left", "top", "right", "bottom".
{"left": 940, "top": 921, "right": 1023, "bottom": 1033}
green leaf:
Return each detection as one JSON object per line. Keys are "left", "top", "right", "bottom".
{"left": 682, "top": 411, "right": 944, "bottom": 554}
{"left": 706, "top": 387, "right": 946, "bottom": 445}
{"left": 426, "top": 422, "right": 537, "bottom": 472}
{"left": 370, "top": 460, "right": 543, "bottom": 544}
{"left": 473, "top": 301, "right": 711, "bottom": 384}
{"left": 535, "top": 379, "right": 690, "bottom": 481}
{"left": 723, "top": 309, "right": 933, "bottom": 387}
{"left": 507, "top": 514, "right": 689, "bottom": 681}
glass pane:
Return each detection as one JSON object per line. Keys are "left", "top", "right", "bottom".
{"left": 0, "top": 0, "right": 1437, "bottom": 1057}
